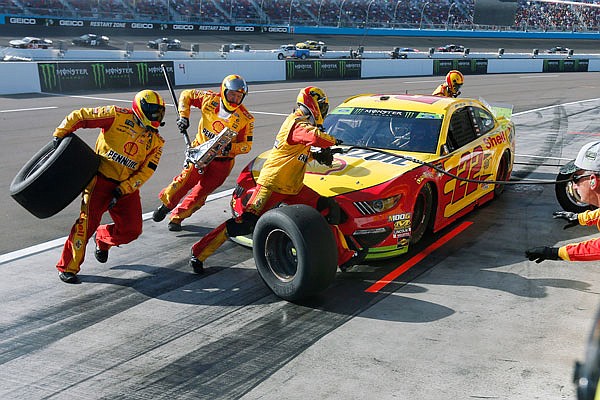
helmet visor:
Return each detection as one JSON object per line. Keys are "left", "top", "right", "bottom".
{"left": 141, "top": 98, "right": 165, "bottom": 122}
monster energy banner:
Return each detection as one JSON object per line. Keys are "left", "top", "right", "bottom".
{"left": 434, "top": 59, "right": 488, "bottom": 75}
{"left": 286, "top": 60, "right": 361, "bottom": 80}
{"left": 543, "top": 59, "right": 588, "bottom": 73}
{"left": 38, "top": 61, "right": 174, "bottom": 92}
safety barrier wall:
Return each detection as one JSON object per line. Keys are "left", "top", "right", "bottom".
{"left": 2, "top": 55, "right": 600, "bottom": 95}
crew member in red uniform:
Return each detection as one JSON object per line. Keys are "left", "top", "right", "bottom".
{"left": 53, "top": 90, "right": 166, "bottom": 283}
{"left": 152, "top": 75, "right": 255, "bottom": 231}
{"left": 187, "top": 86, "right": 356, "bottom": 273}
{"left": 526, "top": 141, "right": 600, "bottom": 262}
{"left": 432, "top": 69, "right": 464, "bottom": 98}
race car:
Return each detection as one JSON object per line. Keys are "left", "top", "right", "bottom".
{"left": 295, "top": 40, "right": 325, "bottom": 50}
{"left": 436, "top": 44, "right": 465, "bottom": 52}
{"left": 232, "top": 94, "right": 515, "bottom": 262}
{"left": 9, "top": 37, "right": 53, "bottom": 49}
{"left": 71, "top": 34, "right": 110, "bottom": 47}
{"left": 147, "top": 37, "right": 181, "bottom": 50}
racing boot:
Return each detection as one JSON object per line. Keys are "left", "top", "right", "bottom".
{"left": 168, "top": 221, "right": 182, "bottom": 232}
{"left": 189, "top": 256, "right": 204, "bottom": 274}
{"left": 58, "top": 271, "right": 79, "bottom": 284}
{"left": 95, "top": 244, "right": 109, "bottom": 263}
{"left": 152, "top": 204, "right": 171, "bottom": 222}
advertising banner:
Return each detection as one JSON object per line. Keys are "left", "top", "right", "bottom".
{"left": 434, "top": 59, "right": 489, "bottom": 75}
{"left": 38, "top": 61, "right": 174, "bottom": 93}
{"left": 286, "top": 60, "right": 362, "bottom": 80}
{"left": 543, "top": 59, "right": 588, "bottom": 72}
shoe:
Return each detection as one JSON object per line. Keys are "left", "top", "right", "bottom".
{"left": 95, "top": 245, "right": 109, "bottom": 263}
{"left": 58, "top": 271, "right": 79, "bottom": 284}
{"left": 189, "top": 257, "right": 204, "bottom": 274}
{"left": 168, "top": 221, "right": 182, "bottom": 232}
{"left": 152, "top": 204, "right": 171, "bottom": 222}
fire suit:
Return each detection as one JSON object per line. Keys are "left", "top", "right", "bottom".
{"left": 558, "top": 208, "right": 600, "bottom": 261}
{"left": 158, "top": 89, "right": 254, "bottom": 225}
{"left": 54, "top": 105, "right": 164, "bottom": 274}
{"left": 191, "top": 109, "right": 356, "bottom": 267}
{"left": 432, "top": 83, "right": 454, "bottom": 97}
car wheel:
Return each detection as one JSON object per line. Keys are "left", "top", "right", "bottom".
{"left": 253, "top": 204, "right": 338, "bottom": 302}
{"left": 300, "top": 53, "right": 307, "bottom": 59}
{"left": 493, "top": 151, "right": 511, "bottom": 198}
{"left": 277, "top": 53, "right": 284, "bottom": 60}
{"left": 10, "top": 134, "right": 100, "bottom": 219}
{"left": 411, "top": 184, "right": 433, "bottom": 245}
{"left": 555, "top": 169, "right": 594, "bottom": 213}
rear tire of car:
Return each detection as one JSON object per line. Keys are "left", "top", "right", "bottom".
{"left": 10, "top": 134, "right": 100, "bottom": 219}
{"left": 555, "top": 169, "right": 594, "bottom": 213}
{"left": 411, "top": 184, "right": 433, "bottom": 245}
{"left": 253, "top": 204, "right": 338, "bottom": 302}
{"left": 493, "top": 151, "right": 511, "bottom": 198}
{"left": 277, "top": 53, "right": 284, "bottom": 60}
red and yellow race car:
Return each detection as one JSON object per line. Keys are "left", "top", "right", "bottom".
{"left": 232, "top": 93, "right": 515, "bottom": 264}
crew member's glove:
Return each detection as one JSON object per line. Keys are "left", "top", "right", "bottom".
{"left": 52, "top": 136, "right": 62, "bottom": 149}
{"left": 525, "top": 246, "right": 560, "bottom": 263}
{"left": 552, "top": 211, "right": 579, "bottom": 229}
{"left": 335, "top": 138, "right": 344, "bottom": 145}
{"left": 108, "top": 188, "right": 122, "bottom": 210}
{"left": 312, "top": 148, "right": 334, "bottom": 167}
{"left": 176, "top": 117, "right": 190, "bottom": 131}
{"left": 221, "top": 142, "right": 232, "bottom": 157}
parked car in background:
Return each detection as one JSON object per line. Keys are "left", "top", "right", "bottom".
{"left": 436, "top": 44, "right": 465, "bottom": 52}
{"left": 546, "top": 46, "right": 572, "bottom": 54}
{"left": 272, "top": 44, "right": 309, "bottom": 59}
{"left": 71, "top": 34, "right": 109, "bottom": 47}
{"left": 9, "top": 37, "right": 53, "bottom": 49}
{"left": 147, "top": 37, "right": 181, "bottom": 50}
{"left": 296, "top": 40, "right": 325, "bottom": 50}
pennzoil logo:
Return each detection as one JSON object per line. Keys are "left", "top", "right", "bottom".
{"left": 39, "top": 64, "right": 57, "bottom": 90}
{"left": 91, "top": 63, "right": 106, "bottom": 87}
{"left": 136, "top": 63, "right": 149, "bottom": 85}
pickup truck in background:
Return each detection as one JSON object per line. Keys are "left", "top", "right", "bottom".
{"left": 272, "top": 44, "right": 310, "bottom": 60}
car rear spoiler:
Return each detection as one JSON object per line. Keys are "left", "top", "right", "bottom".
{"left": 479, "top": 97, "right": 513, "bottom": 121}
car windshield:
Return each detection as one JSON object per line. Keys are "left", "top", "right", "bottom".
{"left": 324, "top": 107, "right": 443, "bottom": 154}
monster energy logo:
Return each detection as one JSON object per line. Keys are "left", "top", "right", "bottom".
{"left": 340, "top": 61, "right": 345, "bottom": 77}
{"left": 315, "top": 60, "right": 321, "bottom": 78}
{"left": 91, "top": 63, "right": 106, "bottom": 88}
{"left": 136, "top": 63, "right": 149, "bottom": 85}
{"left": 39, "top": 64, "right": 57, "bottom": 90}
{"left": 286, "top": 60, "right": 294, "bottom": 79}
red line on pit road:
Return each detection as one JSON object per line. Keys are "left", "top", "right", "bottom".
{"left": 365, "top": 221, "right": 473, "bottom": 293}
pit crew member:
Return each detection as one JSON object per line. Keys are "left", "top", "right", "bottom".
{"left": 432, "top": 69, "right": 464, "bottom": 98}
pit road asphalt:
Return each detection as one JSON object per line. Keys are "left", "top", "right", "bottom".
{"left": 1, "top": 73, "right": 599, "bottom": 399}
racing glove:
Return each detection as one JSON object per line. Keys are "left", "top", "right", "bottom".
{"left": 311, "top": 148, "right": 334, "bottom": 167}
{"left": 525, "top": 246, "right": 560, "bottom": 263}
{"left": 52, "top": 136, "right": 62, "bottom": 149}
{"left": 177, "top": 117, "right": 190, "bottom": 131}
{"left": 108, "top": 188, "right": 122, "bottom": 210}
{"left": 552, "top": 211, "right": 579, "bottom": 229}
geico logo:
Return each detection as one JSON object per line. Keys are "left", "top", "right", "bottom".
{"left": 131, "top": 23, "right": 153, "bottom": 29}
{"left": 10, "top": 17, "right": 36, "bottom": 24}
{"left": 234, "top": 26, "right": 254, "bottom": 32}
{"left": 59, "top": 20, "right": 84, "bottom": 26}
{"left": 173, "top": 24, "right": 194, "bottom": 30}
{"left": 268, "top": 27, "right": 287, "bottom": 33}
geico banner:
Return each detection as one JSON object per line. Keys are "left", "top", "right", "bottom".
{"left": 433, "top": 59, "right": 489, "bottom": 75}
{"left": 37, "top": 61, "right": 174, "bottom": 92}
{"left": 286, "top": 60, "right": 361, "bottom": 80}
{"left": 5, "top": 16, "right": 43, "bottom": 25}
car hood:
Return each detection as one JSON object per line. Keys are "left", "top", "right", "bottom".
{"left": 251, "top": 147, "right": 438, "bottom": 197}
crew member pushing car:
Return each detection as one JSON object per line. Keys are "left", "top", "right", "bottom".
{"left": 432, "top": 70, "right": 464, "bottom": 98}
{"left": 526, "top": 141, "right": 600, "bottom": 263}
{"left": 53, "top": 90, "right": 166, "bottom": 283}
{"left": 187, "top": 86, "right": 357, "bottom": 274}
{"left": 152, "top": 74, "right": 255, "bottom": 231}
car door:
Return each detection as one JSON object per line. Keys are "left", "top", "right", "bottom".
{"left": 440, "top": 106, "right": 495, "bottom": 218}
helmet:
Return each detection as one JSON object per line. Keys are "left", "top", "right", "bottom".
{"left": 132, "top": 90, "right": 165, "bottom": 131}
{"left": 446, "top": 70, "right": 464, "bottom": 96}
{"left": 297, "top": 86, "right": 329, "bottom": 126}
{"left": 220, "top": 74, "right": 248, "bottom": 112}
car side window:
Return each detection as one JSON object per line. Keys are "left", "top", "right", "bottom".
{"left": 447, "top": 107, "right": 477, "bottom": 150}
{"left": 472, "top": 107, "right": 496, "bottom": 136}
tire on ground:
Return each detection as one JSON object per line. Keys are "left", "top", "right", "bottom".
{"left": 253, "top": 204, "right": 338, "bottom": 301}
{"left": 10, "top": 134, "right": 100, "bottom": 219}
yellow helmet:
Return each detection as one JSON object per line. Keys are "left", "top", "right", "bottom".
{"left": 446, "top": 70, "right": 464, "bottom": 96}
{"left": 220, "top": 74, "right": 248, "bottom": 112}
{"left": 132, "top": 90, "right": 165, "bottom": 131}
{"left": 296, "top": 86, "right": 329, "bottom": 126}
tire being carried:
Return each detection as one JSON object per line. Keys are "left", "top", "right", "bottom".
{"left": 555, "top": 160, "right": 595, "bottom": 213}
{"left": 253, "top": 204, "right": 338, "bottom": 302}
{"left": 10, "top": 134, "right": 100, "bottom": 219}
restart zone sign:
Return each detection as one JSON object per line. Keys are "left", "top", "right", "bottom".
{"left": 37, "top": 61, "right": 175, "bottom": 92}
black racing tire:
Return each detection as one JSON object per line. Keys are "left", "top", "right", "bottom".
{"left": 493, "top": 151, "right": 511, "bottom": 198}
{"left": 10, "top": 134, "right": 100, "bottom": 219}
{"left": 555, "top": 170, "right": 594, "bottom": 213}
{"left": 300, "top": 53, "right": 307, "bottom": 59}
{"left": 411, "top": 184, "right": 434, "bottom": 245}
{"left": 253, "top": 204, "right": 338, "bottom": 302}
{"left": 277, "top": 53, "right": 284, "bottom": 60}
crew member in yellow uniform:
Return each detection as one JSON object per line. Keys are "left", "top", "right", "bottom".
{"left": 188, "top": 86, "right": 356, "bottom": 273}
{"left": 54, "top": 90, "right": 165, "bottom": 283}
{"left": 432, "top": 69, "right": 464, "bottom": 98}
{"left": 152, "top": 74, "right": 255, "bottom": 231}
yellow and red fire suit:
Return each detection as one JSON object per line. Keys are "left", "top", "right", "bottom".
{"left": 432, "top": 83, "right": 453, "bottom": 97}
{"left": 191, "top": 109, "right": 356, "bottom": 267}
{"left": 158, "top": 89, "right": 254, "bottom": 224}
{"left": 558, "top": 209, "right": 600, "bottom": 261}
{"left": 53, "top": 105, "right": 164, "bottom": 275}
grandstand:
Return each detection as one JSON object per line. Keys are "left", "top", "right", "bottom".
{"left": 0, "top": 0, "right": 598, "bottom": 31}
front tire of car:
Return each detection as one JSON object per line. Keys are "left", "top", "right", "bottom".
{"left": 411, "top": 184, "right": 434, "bottom": 245}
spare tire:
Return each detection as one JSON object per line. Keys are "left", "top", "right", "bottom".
{"left": 10, "top": 134, "right": 100, "bottom": 219}
{"left": 253, "top": 204, "right": 338, "bottom": 302}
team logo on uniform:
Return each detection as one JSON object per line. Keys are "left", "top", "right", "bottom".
{"left": 123, "top": 142, "right": 139, "bottom": 156}
{"left": 212, "top": 120, "right": 225, "bottom": 133}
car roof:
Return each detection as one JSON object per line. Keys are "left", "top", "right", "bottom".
{"left": 338, "top": 93, "right": 466, "bottom": 113}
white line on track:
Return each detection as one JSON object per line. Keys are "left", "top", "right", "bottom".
{"left": 1, "top": 106, "right": 58, "bottom": 113}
